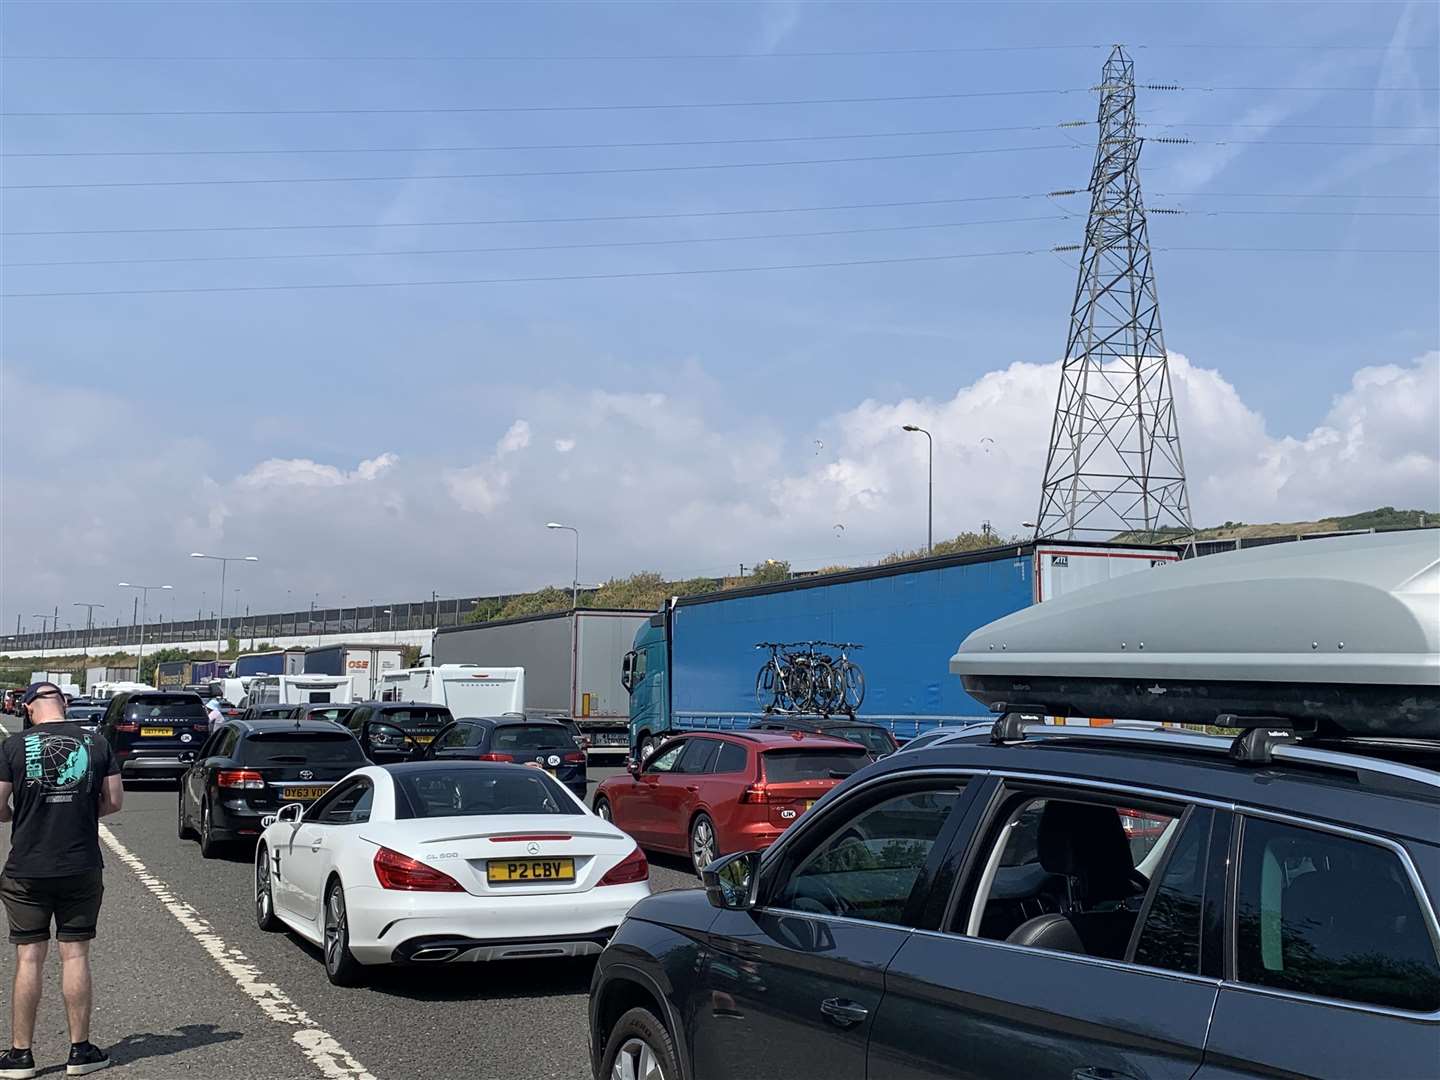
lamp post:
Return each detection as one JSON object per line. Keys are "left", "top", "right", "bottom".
{"left": 117, "top": 583, "right": 172, "bottom": 683}
{"left": 32, "top": 614, "right": 54, "bottom": 661}
{"left": 545, "top": 523, "right": 581, "bottom": 610}
{"left": 901, "top": 424, "right": 934, "bottom": 554}
{"left": 383, "top": 608, "right": 395, "bottom": 643}
{"left": 72, "top": 602, "right": 105, "bottom": 662}
{"left": 189, "top": 553, "right": 259, "bottom": 662}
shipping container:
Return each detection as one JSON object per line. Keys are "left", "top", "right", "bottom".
{"left": 433, "top": 609, "right": 649, "bottom": 754}
{"left": 303, "top": 643, "right": 406, "bottom": 700}
{"left": 154, "top": 660, "right": 192, "bottom": 689}
{"left": 624, "top": 539, "right": 1178, "bottom": 756}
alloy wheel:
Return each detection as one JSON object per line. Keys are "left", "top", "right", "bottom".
{"left": 256, "top": 854, "right": 271, "bottom": 923}
{"left": 610, "top": 1037, "right": 667, "bottom": 1080}
{"left": 691, "top": 817, "right": 717, "bottom": 873}
{"left": 596, "top": 800, "right": 612, "bottom": 821}
{"left": 324, "top": 886, "right": 347, "bottom": 974}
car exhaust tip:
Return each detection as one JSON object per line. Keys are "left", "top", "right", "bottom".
{"left": 409, "top": 946, "right": 459, "bottom": 962}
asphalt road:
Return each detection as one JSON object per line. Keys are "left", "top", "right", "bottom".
{"left": 0, "top": 725, "right": 696, "bottom": 1080}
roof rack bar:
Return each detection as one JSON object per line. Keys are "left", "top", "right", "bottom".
{"left": 1271, "top": 744, "right": 1440, "bottom": 793}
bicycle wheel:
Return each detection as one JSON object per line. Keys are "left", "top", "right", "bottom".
{"left": 783, "top": 663, "right": 808, "bottom": 713}
{"left": 843, "top": 662, "right": 866, "bottom": 711}
{"left": 755, "top": 663, "right": 776, "bottom": 712}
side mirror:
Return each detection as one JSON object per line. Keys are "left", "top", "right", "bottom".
{"left": 702, "top": 851, "right": 761, "bottom": 910}
{"left": 620, "top": 651, "right": 636, "bottom": 694}
{"left": 277, "top": 802, "right": 305, "bottom": 824}
{"left": 626, "top": 757, "right": 641, "bottom": 776}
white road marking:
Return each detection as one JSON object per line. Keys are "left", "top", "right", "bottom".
{"left": 98, "top": 825, "right": 379, "bottom": 1080}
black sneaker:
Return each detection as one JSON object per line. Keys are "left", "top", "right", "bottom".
{"left": 66, "top": 1043, "right": 109, "bottom": 1076}
{"left": 0, "top": 1047, "right": 36, "bottom": 1080}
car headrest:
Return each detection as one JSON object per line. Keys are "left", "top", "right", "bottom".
{"left": 1036, "top": 801, "right": 1137, "bottom": 903}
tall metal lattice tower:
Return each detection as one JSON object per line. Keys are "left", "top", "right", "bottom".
{"left": 1034, "top": 44, "right": 1193, "bottom": 542}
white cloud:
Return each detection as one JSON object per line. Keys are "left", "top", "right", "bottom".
{"left": 2, "top": 352, "right": 1435, "bottom": 624}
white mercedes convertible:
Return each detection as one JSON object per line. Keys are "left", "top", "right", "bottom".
{"left": 253, "top": 761, "right": 651, "bottom": 985}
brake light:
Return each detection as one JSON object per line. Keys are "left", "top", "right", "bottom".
{"left": 373, "top": 847, "right": 465, "bottom": 892}
{"left": 475, "top": 752, "right": 513, "bottom": 762}
{"left": 116, "top": 722, "right": 138, "bottom": 733}
{"left": 597, "top": 846, "right": 648, "bottom": 887}
{"left": 192, "top": 723, "right": 210, "bottom": 733}
{"left": 741, "top": 784, "right": 773, "bottom": 804}
{"left": 217, "top": 769, "right": 265, "bottom": 790}
{"left": 562, "top": 752, "right": 585, "bottom": 764}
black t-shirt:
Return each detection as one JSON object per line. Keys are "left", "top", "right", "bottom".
{"left": 0, "top": 722, "right": 119, "bottom": 878}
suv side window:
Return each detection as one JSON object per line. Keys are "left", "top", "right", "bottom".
{"left": 644, "top": 741, "right": 687, "bottom": 774}
{"left": 1235, "top": 817, "right": 1440, "bottom": 1012}
{"left": 1130, "top": 807, "right": 1212, "bottom": 975}
{"left": 676, "top": 737, "right": 721, "bottom": 774}
{"left": 771, "top": 782, "right": 967, "bottom": 926}
{"left": 713, "top": 741, "right": 748, "bottom": 774}
{"left": 348, "top": 706, "right": 369, "bottom": 731}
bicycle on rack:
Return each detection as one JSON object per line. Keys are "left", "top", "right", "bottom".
{"left": 829, "top": 642, "right": 866, "bottom": 714}
{"left": 753, "top": 639, "right": 866, "bottom": 716}
{"left": 754, "top": 642, "right": 792, "bottom": 713}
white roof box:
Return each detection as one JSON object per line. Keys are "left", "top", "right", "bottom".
{"left": 950, "top": 530, "right": 1439, "bottom": 736}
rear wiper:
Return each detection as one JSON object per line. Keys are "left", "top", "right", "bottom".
{"left": 828, "top": 770, "right": 854, "bottom": 779}
{"left": 267, "top": 756, "right": 308, "bottom": 764}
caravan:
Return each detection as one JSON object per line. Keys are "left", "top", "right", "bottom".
{"left": 246, "top": 674, "right": 354, "bottom": 708}
{"left": 376, "top": 665, "right": 524, "bottom": 717}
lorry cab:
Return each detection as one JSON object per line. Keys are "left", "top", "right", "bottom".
{"left": 623, "top": 613, "right": 669, "bottom": 760}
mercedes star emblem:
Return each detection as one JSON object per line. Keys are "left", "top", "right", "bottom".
{"left": 526, "top": 842, "right": 541, "bottom": 855}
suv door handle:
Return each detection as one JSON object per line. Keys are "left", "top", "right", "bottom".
{"left": 819, "top": 998, "right": 868, "bottom": 1027}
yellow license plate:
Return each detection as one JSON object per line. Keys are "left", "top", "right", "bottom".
{"left": 140, "top": 726, "right": 174, "bottom": 737}
{"left": 487, "top": 858, "right": 575, "bottom": 884}
{"left": 412, "top": 735, "right": 434, "bottom": 745}
{"left": 284, "top": 785, "right": 331, "bottom": 801}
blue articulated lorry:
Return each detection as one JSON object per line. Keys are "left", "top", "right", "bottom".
{"left": 621, "top": 538, "right": 1177, "bottom": 756}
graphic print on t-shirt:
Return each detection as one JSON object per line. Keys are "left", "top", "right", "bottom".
{"left": 23, "top": 732, "right": 95, "bottom": 801}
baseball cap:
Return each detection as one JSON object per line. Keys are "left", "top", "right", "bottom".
{"left": 21, "top": 681, "right": 64, "bottom": 704}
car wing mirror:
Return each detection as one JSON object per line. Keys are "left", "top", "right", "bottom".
{"left": 272, "top": 801, "right": 305, "bottom": 825}
{"left": 702, "top": 850, "right": 761, "bottom": 911}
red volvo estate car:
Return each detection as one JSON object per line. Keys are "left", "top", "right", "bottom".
{"left": 592, "top": 730, "right": 872, "bottom": 875}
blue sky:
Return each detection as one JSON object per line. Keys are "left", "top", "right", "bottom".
{"left": 2, "top": 0, "right": 1437, "bottom": 632}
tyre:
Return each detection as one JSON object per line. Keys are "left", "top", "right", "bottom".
{"left": 594, "top": 797, "right": 613, "bottom": 822}
{"left": 599, "top": 1006, "right": 679, "bottom": 1080}
{"left": 637, "top": 734, "right": 655, "bottom": 762}
{"left": 198, "top": 801, "right": 226, "bottom": 859}
{"left": 755, "top": 665, "right": 775, "bottom": 712}
{"left": 323, "top": 879, "right": 366, "bottom": 987}
{"left": 689, "top": 813, "right": 719, "bottom": 877}
{"left": 255, "top": 845, "right": 282, "bottom": 932}
{"left": 177, "top": 789, "right": 196, "bottom": 840}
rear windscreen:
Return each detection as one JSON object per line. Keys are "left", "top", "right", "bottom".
{"left": 491, "top": 724, "right": 575, "bottom": 752}
{"left": 828, "top": 726, "right": 897, "bottom": 755}
{"left": 242, "top": 733, "right": 366, "bottom": 766}
{"left": 761, "top": 748, "right": 870, "bottom": 782}
{"left": 379, "top": 708, "right": 451, "bottom": 730}
{"left": 394, "top": 768, "right": 582, "bottom": 819}
{"left": 126, "top": 695, "right": 206, "bottom": 720}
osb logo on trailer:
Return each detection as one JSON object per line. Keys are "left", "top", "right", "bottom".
{"left": 347, "top": 660, "right": 369, "bottom": 669}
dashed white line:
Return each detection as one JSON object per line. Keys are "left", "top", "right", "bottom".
{"left": 98, "top": 825, "right": 379, "bottom": 1080}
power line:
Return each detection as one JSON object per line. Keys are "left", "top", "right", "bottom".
{"left": 3, "top": 245, "right": 1432, "bottom": 301}
{"left": 0, "top": 142, "right": 1086, "bottom": 190}
{"left": 10, "top": 208, "right": 1434, "bottom": 270}
{"left": 4, "top": 190, "right": 1432, "bottom": 239}
{"left": 1, "top": 213, "right": 1070, "bottom": 268}
{"left": 5, "top": 123, "right": 1434, "bottom": 159}
{"left": 5, "top": 42, "right": 1435, "bottom": 60}
{"left": 0, "top": 87, "right": 1087, "bottom": 118}
{"left": 6, "top": 83, "right": 1432, "bottom": 119}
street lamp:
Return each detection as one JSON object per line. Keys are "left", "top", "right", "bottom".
{"left": 31, "top": 614, "right": 54, "bottom": 661}
{"left": 189, "top": 553, "right": 259, "bottom": 661}
{"left": 545, "top": 523, "right": 581, "bottom": 610}
{"left": 117, "top": 583, "right": 172, "bottom": 682}
{"left": 72, "top": 602, "right": 105, "bottom": 662}
{"left": 383, "top": 608, "right": 395, "bottom": 643}
{"left": 901, "top": 424, "right": 934, "bottom": 554}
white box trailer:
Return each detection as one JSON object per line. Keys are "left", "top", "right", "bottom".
{"left": 246, "top": 674, "right": 354, "bottom": 707}
{"left": 303, "top": 642, "right": 406, "bottom": 700}
{"left": 432, "top": 609, "right": 650, "bottom": 756}
{"left": 377, "top": 665, "right": 525, "bottom": 717}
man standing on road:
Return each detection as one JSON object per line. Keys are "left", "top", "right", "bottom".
{"left": 205, "top": 697, "right": 224, "bottom": 731}
{"left": 0, "top": 682, "right": 122, "bottom": 1078}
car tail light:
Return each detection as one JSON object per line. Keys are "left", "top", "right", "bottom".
{"left": 562, "top": 752, "right": 585, "bottom": 764}
{"left": 115, "top": 721, "right": 138, "bottom": 733}
{"left": 741, "top": 784, "right": 773, "bottom": 803}
{"left": 217, "top": 769, "right": 265, "bottom": 790}
{"left": 597, "top": 846, "right": 648, "bottom": 887}
{"left": 192, "top": 722, "right": 210, "bottom": 732}
{"left": 474, "top": 752, "right": 513, "bottom": 762}
{"left": 373, "top": 847, "right": 465, "bottom": 892}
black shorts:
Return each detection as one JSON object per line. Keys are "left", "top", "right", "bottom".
{"left": 0, "top": 871, "right": 105, "bottom": 944}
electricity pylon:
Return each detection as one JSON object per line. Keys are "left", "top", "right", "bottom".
{"left": 1034, "top": 44, "right": 1193, "bottom": 542}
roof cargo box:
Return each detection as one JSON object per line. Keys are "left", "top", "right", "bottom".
{"left": 950, "top": 530, "right": 1439, "bottom": 737}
